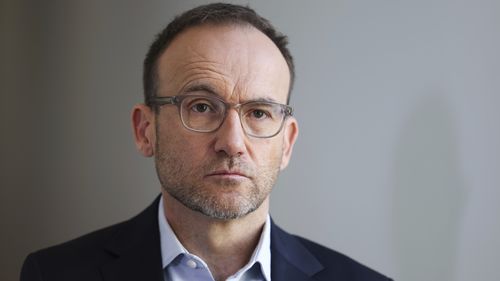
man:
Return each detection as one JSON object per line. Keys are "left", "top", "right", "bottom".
{"left": 21, "top": 3, "right": 392, "bottom": 281}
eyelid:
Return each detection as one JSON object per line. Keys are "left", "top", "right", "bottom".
{"left": 243, "top": 106, "right": 272, "bottom": 115}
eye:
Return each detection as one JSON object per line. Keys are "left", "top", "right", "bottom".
{"left": 247, "top": 109, "right": 272, "bottom": 120}
{"left": 186, "top": 98, "right": 219, "bottom": 113}
{"left": 251, "top": 109, "right": 267, "bottom": 119}
{"left": 192, "top": 102, "right": 211, "bottom": 113}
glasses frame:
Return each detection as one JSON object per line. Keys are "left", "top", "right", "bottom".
{"left": 148, "top": 95, "right": 293, "bottom": 138}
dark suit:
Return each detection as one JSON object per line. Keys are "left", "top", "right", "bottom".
{"left": 21, "top": 196, "right": 392, "bottom": 281}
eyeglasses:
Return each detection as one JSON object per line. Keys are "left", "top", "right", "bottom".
{"left": 148, "top": 95, "right": 293, "bottom": 138}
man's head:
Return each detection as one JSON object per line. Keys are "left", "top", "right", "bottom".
{"left": 143, "top": 3, "right": 295, "bottom": 107}
{"left": 132, "top": 3, "right": 298, "bottom": 220}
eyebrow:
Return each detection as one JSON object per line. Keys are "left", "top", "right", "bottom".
{"left": 181, "top": 83, "right": 281, "bottom": 104}
{"left": 182, "top": 83, "right": 218, "bottom": 96}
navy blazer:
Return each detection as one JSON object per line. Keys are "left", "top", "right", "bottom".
{"left": 21, "top": 196, "right": 392, "bottom": 281}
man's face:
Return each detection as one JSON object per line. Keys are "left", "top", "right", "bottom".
{"left": 151, "top": 24, "right": 297, "bottom": 220}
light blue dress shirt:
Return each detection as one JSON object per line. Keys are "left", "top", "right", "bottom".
{"left": 158, "top": 197, "right": 271, "bottom": 281}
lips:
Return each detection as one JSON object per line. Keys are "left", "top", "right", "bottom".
{"left": 205, "top": 170, "right": 250, "bottom": 178}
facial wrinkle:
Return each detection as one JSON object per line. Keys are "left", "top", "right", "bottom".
{"left": 177, "top": 62, "right": 233, "bottom": 94}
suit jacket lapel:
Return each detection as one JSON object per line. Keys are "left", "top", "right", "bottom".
{"left": 100, "top": 196, "right": 164, "bottom": 281}
{"left": 270, "top": 221, "right": 324, "bottom": 281}
{"left": 97, "top": 197, "right": 323, "bottom": 281}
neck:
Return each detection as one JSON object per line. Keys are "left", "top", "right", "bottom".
{"left": 161, "top": 190, "right": 268, "bottom": 281}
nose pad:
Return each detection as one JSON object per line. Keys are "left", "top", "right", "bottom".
{"left": 213, "top": 110, "right": 247, "bottom": 157}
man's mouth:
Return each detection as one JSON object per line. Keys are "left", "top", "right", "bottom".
{"left": 205, "top": 170, "right": 250, "bottom": 179}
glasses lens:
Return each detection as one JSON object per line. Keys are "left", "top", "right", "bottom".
{"left": 180, "top": 96, "right": 225, "bottom": 132}
{"left": 241, "top": 102, "right": 285, "bottom": 137}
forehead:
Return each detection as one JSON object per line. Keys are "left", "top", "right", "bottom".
{"left": 156, "top": 24, "right": 290, "bottom": 103}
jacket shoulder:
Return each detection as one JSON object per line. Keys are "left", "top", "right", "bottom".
{"left": 294, "top": 235, "right": 393, "bottom": 281}
{"left": 21, "top": 219, "right": 129, "bottom": 281}
{"left": 21, "top": 196, "right": 161, "bottom": 281}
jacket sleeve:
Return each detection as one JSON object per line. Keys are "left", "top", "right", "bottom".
{"left": 20, "top": 253, "right": 43, "bottom": 281}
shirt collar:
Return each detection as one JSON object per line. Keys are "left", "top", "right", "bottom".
{"left": 158, "top": 195, "right": 271, "bottom": 281}
{"left": 158, "top": 196, "right": 188, "bottom": 268}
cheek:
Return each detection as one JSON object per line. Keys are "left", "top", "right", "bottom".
{"left": 168, "top": 131, "right": 214, "bottom": 161}
{"left": 156, "top": 112, "right": 210, "bottom": 157}
{"left": 251, "top": 138, "right": 284, "bottom": 166}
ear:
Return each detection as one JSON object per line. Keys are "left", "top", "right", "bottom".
{"left": 131, "top": 104, "right": 156, "bottom": 157}
{"left": 280, "top": 117, "right": 299, "bottom": 170}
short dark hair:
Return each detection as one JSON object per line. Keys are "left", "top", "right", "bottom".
{"left": 143, "top": 3, "right": 295, "bottom": 108}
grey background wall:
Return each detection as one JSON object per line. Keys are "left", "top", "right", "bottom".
{"left": 1, "top": 0, "right": 499, "bottom": 280}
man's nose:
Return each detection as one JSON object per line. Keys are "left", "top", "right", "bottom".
{"left": 213, "top": 110, "right": 247, "bottom": 157}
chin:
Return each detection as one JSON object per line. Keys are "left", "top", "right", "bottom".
{"left": 192, "top": 193, "right": 262, "bottom": 220}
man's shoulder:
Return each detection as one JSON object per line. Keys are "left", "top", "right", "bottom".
{"left": 271, "top": 223, "right": 392, "bottom": 280}
{"left": 22, "top": 219, "right": 129, "bottom": 278}
{"left": 294, "top": 235, "right": 391, "bottom": 280}
{"left": 21, "top": 197, "right": 162, "bottom": 280}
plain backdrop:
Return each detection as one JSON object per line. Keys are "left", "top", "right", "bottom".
{"left": 1, "top": 0, "right": 499, "bottom": 280}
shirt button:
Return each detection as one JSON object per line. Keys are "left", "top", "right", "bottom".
{"left": 186, "top": 259, "right": 197, "bottom": 269}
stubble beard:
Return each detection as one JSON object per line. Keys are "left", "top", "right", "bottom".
{"left": 154, "top": 136, "right": 282, "bottom": 220}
